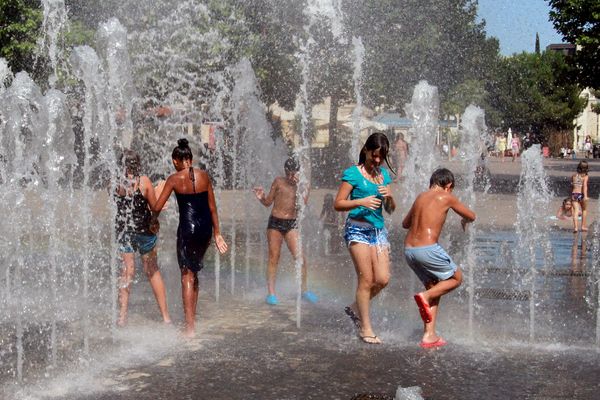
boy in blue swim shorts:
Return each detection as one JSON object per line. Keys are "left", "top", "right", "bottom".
{"left": 402, "top": 168, "right": 476, "bottom": 348}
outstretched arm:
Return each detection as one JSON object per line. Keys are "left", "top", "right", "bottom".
{"left": 253, "top": 180, "right": 277, "bottom": 207}
{"left": 450, "top": 196, "right": 476, "bottom": 231}
{"left": 151, "top": 176, "right": 175, "bottom": 214}
{"left": 207, "top": 178, "right": 228, "bottom": 254}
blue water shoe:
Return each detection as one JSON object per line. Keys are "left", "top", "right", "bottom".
{"left": 265, "top": 294, "right": 279, "bottom": 305}
{"left": 302, "top": 291, "right": 319, "bottom": 304}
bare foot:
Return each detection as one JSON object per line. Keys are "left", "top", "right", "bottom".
{"left": 421, "top": 333, "right": 441, "bottom": 344}
{"left": 359, "top": 334, "right": 382, "bottom": 344}
{"left": 359, "top": 329, "right": 382, "bottom": 344}
{"left": 181, "top": 328, "right": 196, "bottom": 339}
{"left": 116, "top": 318, "right": 127, "bottom": 328}
{"left": 581, "top": 228, "right": 588, "bottom": 232}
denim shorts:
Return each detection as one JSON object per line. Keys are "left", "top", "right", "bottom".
{"left": 404, "top": 243, "right": 457, "bottom": 285}
{"left": 344, "top": 219, "right": 389, "bottom": 248}
{"left": 119, "top": 233, "right": 157, "bottom": 255}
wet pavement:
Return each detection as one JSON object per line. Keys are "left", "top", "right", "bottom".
{"left": 3, "top": 157, "right": 600, "bottom": 399}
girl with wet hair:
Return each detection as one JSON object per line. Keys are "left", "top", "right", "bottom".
{"left": 152, "top": 138, "right": 228, "bottom": 338}
{"left": 115, "top": 149, "right": 171, "bottom": 327}
{"left": 571, "top": 160, "right": 589, "bottom": 232}
{"left": 333, "top": 131, "right": 396, "bottom": 344}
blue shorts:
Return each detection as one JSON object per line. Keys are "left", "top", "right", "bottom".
{"left": 404, "top": 243, "right": 457, "bottom": 285}
{"left": 344, "top": 219, "right": 389, "bottom": 248}
{"left": 119, "top": 233, "right": 157, "bottom": 255}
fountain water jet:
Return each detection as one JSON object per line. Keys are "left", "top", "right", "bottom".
{"left": 515, "top": 145, "right": 553, "bottom": 341}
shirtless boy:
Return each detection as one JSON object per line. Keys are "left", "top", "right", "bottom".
{"left": 253, "top": 157, "right": 318, "bottom": 305}
{"left": 402, "top": 168, "right": 476, "bottom": 348}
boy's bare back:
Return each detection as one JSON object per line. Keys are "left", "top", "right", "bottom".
{"left": 403, "top": 187, "right": 475, "bottom": 247}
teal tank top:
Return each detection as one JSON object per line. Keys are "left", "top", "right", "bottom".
{"left": 341, "top": 165, "right": 392, "bottom": 229}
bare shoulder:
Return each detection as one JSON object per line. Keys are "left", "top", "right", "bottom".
{"left": 139, "top": 175, "right": 152, "bottom": 186}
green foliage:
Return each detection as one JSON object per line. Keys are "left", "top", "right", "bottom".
{"left": 442, "top": 79, "right": 487, "bottom": 116}
{"left": 344, "top": 0, "right": 499, "bottom": 110}
{"left": 549, "top": 0, "right": 600, "bottom": 89}
{"left": 0, "top": 0, "right": 43, "bottom": 75}
{"left": 231, "top": 0, "right": 305, "bottom": 110}
{"left": 486, "top": 51, "right": 585, "bottom": 134}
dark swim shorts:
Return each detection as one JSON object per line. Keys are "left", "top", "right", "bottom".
{"left": 267, "top": 215, "right": 298, "bottom": 234}
{"left": 118, "top": 233, "right": 157, "bottom": 255}
{"left": 572, "top": 193, "right": 584, "bottom": 202}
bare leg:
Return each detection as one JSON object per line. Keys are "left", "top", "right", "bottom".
{"left": 266, "top": 229, "right": 284, "bottom": 296}
{"left": 572, "top": 201, "right": 580, "bottom": 232}
{"left": 348, "top": 243, "right": 390, "bottom": 343}
{"left": 118, "top": 253, "right": 135, "bottom": 327}
{"left": 419, "top": 268, "right": 463, "bottom": 343}
{"left": 581, "top": 200, "right": 588, "bottom": 231}
{"left": 284, "top": 229, "right": 308, "bottom": 292}
{"left": 141, "top": 248, "right": 171, "bottom": 324}
{"left": 181, "top": 268, "right": 199, "bottom": 338}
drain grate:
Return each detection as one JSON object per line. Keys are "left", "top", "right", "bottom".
{"left": 545, "top": 269, "right": 590, "bottom": 277}
{"left": 475, "top": 287, "right": 530, "bottom": 301}
{"left": 483, "top": 266, "right": 591, "bottom": 277}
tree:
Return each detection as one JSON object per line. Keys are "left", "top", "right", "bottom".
{"left": 344, "top": 0, "right": 499, "bottom": 110}
{"left": 549, "top": 0, "right": 600, "bottom": 89}
{"left": 535, "top": 32, "right": 540, "bottom": 54}
{"left": 0, "top": 0, "right": 44, "bottom": 78}
{"left": 486, "top": 50, "right": 585, "bottom": 141}
{"left": 232, "top": 0, "right": 305, "bottom": 111}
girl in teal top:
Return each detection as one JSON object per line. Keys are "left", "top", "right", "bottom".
{"left": 341, "top": 164, "right": 392, "bottom": 229}
{"left": 334, "top": 132, "right": 396, "bottom": 344}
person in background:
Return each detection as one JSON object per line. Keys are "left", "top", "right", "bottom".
{"left": 253, "top": 157, "right": 318, "bottom": 306}
{"left": 570, "top": 160, "right": 589, "bottom": 233}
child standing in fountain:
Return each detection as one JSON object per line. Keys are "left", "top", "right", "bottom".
{"left": 115, "top": 149, "right": 171, "bottom": 327}
{"left": 253, "top": 157, "right": 318, "bottom": 305}
{"left": 402, "top": 168, "right": 475, "bottom": 348}
{"left": 152, "top": 139, "right": 228, "bottom": 338}
{"left": 571, "top": 161, "right": 589, "bottom": 233}
{"left": 334, "top": 132, "right": 396, "bottom": 344}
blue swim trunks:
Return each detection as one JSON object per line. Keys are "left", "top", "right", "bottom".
{"left": 119, "top": 233, "right": 157, "bottom": 255}
{"left": 404, "top": 243, "right": 457, "bottom": 285}
{"left": 344, "top": 219, "right": 389, "bottom": 248}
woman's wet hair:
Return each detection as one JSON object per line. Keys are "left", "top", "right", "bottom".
{"left": 358, "top": 132, "right": 395, "bottom": 174}
{"left": 577, "top": 160, "right": 589, "bottom": 174}
{"left": 429, "top": 168, "right": 455, "bottom": 189}
{"left": 120, "top": 149, "right": 141, "bottom": 177}
{"left": 172, "top": 138, "right": 193, "bottom": 161}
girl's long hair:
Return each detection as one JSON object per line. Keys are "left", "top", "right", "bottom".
{"left": 120, "top": 149, "right": 141, "bottom": 177}
{"left": 358, "top": 132, "right": 396, "bottom": 175}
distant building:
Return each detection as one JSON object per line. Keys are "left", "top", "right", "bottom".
{"left": 546, "top": 43, "right": 576, "bottom": 57}
{"left": 574, "top": 88, "right": 599, "bottom": 150}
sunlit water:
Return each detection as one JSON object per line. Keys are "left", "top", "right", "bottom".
{"left": 1, "top": 0, "right": 599, "bottom": 399}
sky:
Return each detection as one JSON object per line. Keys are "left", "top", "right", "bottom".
{"left": 477, "top": 0, "right": 565, "bottom": 55}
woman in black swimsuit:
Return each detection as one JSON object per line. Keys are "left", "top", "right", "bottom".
{"left": 115, "top": 149, "right": 171, "bottom": 327}
{"left": 152, "top": 139, "right": 228, "bottom": 338}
